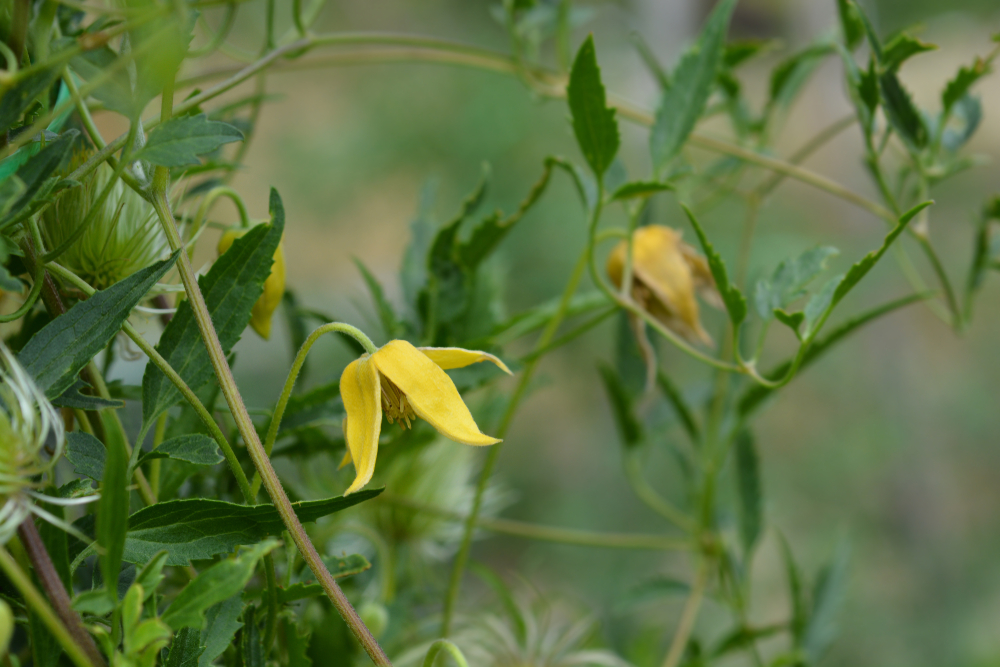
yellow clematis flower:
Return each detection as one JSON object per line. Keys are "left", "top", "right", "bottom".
{"left": 218, "top": 228, "right": 286, "bottom": 340}
{"left": 339, "top": 339, "right": 510, "bottom": 495}
{"left": 606, "top": 225, "right": 719, "bottom": 345}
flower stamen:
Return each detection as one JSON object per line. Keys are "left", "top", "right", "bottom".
{"left": 379, "top": 373, "right": 416, "bottom": 430}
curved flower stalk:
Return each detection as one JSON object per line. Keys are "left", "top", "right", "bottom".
{"left": 339, "top": 339, "right": 511, "bottom": 495}
{"left": 0, "top": 343, "right": 93, "bottom": 544}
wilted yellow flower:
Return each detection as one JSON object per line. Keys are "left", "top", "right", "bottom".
{"left": 606, "top": 225, "right": 718, "bottom": 345}
{"left": 217, "top": 228, "right": 285, "bottom": 340}
{"left": 339, "top": 340, "right": 510, "bottom": 495}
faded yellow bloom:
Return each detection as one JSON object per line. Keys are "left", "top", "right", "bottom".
{"left": 339, "top": 340, "right": 510, "bottom": 495}
{"left": 606, "top": 225, "right": 719, "bottom": 345}
{"left": 218, "top": 229, "right": 286, "bottom": 340}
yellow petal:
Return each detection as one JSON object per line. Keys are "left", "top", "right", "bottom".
{"left": 630, "top": 226, "right": 710, "bottom": 345}
{"left": 417, "top": 347, "right": 513, "bottom": 375}
{"left": 339, "top": 356, "right": 382, "bottom": 495}
{"left": 372, "top": 340, "right": 500, "bottom": 447}
{"left": 250, "top": 240, "right": 285, "bottom": 340}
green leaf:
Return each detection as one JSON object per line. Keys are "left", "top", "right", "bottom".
{"left": 121, "top": 489, "right": 382, "bottom": 565}
{"left": 152, "top": 435, "right": 224, "bottom": 466}
{"left": 803, "top": 541, "right": 850, "bottom": 662}
{"left": 0, "top": 66, "right": 61, "bottom": 133}
{"left": 353, "top": 258, "right": 402, "bottom": 342}
{"left": 609, "top": 180, "right": 674, "bottom": 201}
{"left": 65, "top": 431, "right": 105, "bottom": 481}
{"left": 880, "top": 69, "right": 928, "bottom": 151}
{"left": 162, "top": 540, "right": 279, "bottom": 630}
{"left": 52, "top": 379, "right": 124, "bottom": 410}
{"left": 400, "top": 180, "right": 438, "bottom": 311}
{"left": 738, "top": 292, "right": 928, "bottom": 417}
{"left": 768, "top": 42, "right": 835, "bottom": 110}
{"left": 942, "top": 57, "right": 992, "bottom": 116}
{"left": 0, "top": 176, "right": 25, "bottom": 218}
{"left": 164, "top": 627, "right": 205, "bottom": 667}
{"left": 656, "top": 371, "right": 700, "bottom": 445}
{"left": 711, "top": 624, "right": 784, "bottom": 657}
{"left": 134, "top": 114, "right": 243, "bottom": 167}
{"left": 802, "top": 275, "right": 840, "bottom": 339}
{"left": 616, "top": 576, "right": 690, "bottom": 609}
{"left": 69, "top": 48, "right": 135, "bottom": 118}
{"left": 682, "top": 205, "right": 746, "bottom": 327}
{"left": 778, "top": 534, "right": 808, "bottom": 646}
{"left": 723, "top": 39, "right": 776, "bottom": 69}
{"left": 650, "top": 0, "right": 736, "bottom": 170}
{"left": 0, "top": 131, "right": 77, "bottom": 230}
{"left": 734, "top": 430, "right": 763, "bottom": 556}
{"left": 142, "top": 189, "right": 285, "bottom": 423}
{"left": 274, "top": 555, "right": 371, "bottom": 604}
{"left": 836, "top": 0, "right": 865, "bottom": 50}
{"left": 567, "top": 35, "right": 619, "bottom": 177}
{"left": 240, "top": 605, "right": 264, "bottom": 667}
{"left": 754, "top": 246, "right": 840, "bottom": 320}
{"left": 134, "top": 551, "right": 169, "bottom": 601}
{"left": 773, "top": 309, "right": 804, "bottom": 336}
{"left": 20, "top": 252, "right": 178, "bottom": 400}
{"left": 597, "top": 363, "right": 642, "bottom": 449}
{"left": 198, "top": 595, "right": 243, "bottom": 667}
{"left": 98, "top": 413, "right": 129, "bottom": 593}
{"left": 72, "top": 590, "right": 115, "bottom": 616}
{"left": 881, "top": 33, "right": 936, "bottom": 71}
{"left": 282, "top": 618, "right": 312, "bottom": 667}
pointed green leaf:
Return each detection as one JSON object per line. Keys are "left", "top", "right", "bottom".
{"left": 881, "top": 33, "right": 936, "bottom": 71}
{"left": 134, "top": 114, "right": 243, "bottom": 167}
{"left": 142, "top": 189, "right": 284, "bottom": 423}
{"left": 240, "top": 605, "right": 264, "bottom": 667}
{"left": 942, "top": 57, "right": 992, "bottom": 116}
{"left": 353, "top": 258, "right": 402, "bottom": 341}
{"left": 803, "top": 541, "right": 851, "bottom": 661}
{"left": 0, "top": 65, "right": 61, "bottom": 133}
{"left": 567, "top": 35, "right": 619, "bottom": 177}
{"left": 164, "top": 627, "right": 205, "bottom": 667}
{"left": 768, "top": 42, "right": 835, "bottom": 110}
{"left": 598, "top": 363, "right": 642, "bottom": 449}
{"left": 121, "top": 489, "right": 382, "bottom": 565}
{"left": 682, "top": 205, "right": 746, "bottom": 327}
{"left": 20, "top": 251, "right": 178, "bottom": 400}
{"left": 656, "top": 371, "right": 700, "bottom": 445}
{"left": 880, "top": 72, "right": 927, "bottom": 150}
{"left": 734, "top": 430, "right": 763, "bottom": 556}
{"left": 0, "top": 131, "right": 77, "bottom": 230}
{"left": 711, "top": 624, "right": 784, "bottom": 657}
{"left": 162, "top": 540, "right": 279, "bottom": 630}
{"left": 274, "top": 555, "right": 371, "bottom": 603}
{"left": 778, "top": 534, "right": 808, "bottom": 646}
{"left": 773, "top": 309, "right": 804, "bottom": 336}
{"left": 754, "top": 246, "right": 839, "bottom": 320}
{"left": 650, "top": 0, "right": 736, "bottom": 169}
{"left": 198, "top": 595, "right": 242, "bottom": 667}
{"left": 609, "top": 180, "right": 674, "bottom": 201}
{"left": 836, "top": 0, "right": 865, "bottom": 50}
{"left": 65, "top": 431, "right": 106, "bottom": 481}
{"left": 154, "top": 434, "right": 224, "bottom": 466}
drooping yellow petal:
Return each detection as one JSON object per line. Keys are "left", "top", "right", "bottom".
{"left": 218, "top": 229, "right": 286, "bottom": 340}
{"left": 339, "top": 356, "right": 382, "bottom": 495}
{"left": 372, "top": 340, "right": 500, "bottom": 447}
{"left": 417, "top": 347, "right": 513, "bottom": 375}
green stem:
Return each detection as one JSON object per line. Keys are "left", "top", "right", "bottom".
{"left": 149, "top": 79, "right": 390, "bottom": 666}
{"left": 263, "top": 555, "right": 279, "bottom": 651}
{"left": 382, "top": 496, "right": 689, "bottom": 551}
{"left": 661, "top": 558, "right": 710, "bottom": 667}
{"left": 441, "top": 241, "right": 592, "bottom": 637}
{"left": 0, "top": 546, "right": 97, "bottom": 667}
{"left": 249, "top": 322, "right": 377, "bottom": 499}
{"left": 623, "top": 454, "right": 696, "bottom": 533}
{"left": 422, "top": 640, "right": 469, "bottom": 667}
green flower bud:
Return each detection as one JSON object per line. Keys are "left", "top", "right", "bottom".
{"left": 357, "top": 600, "right": 389, "bottom": 639}
{"left": 41, "top": 152, "right": 169, "bottom": 290}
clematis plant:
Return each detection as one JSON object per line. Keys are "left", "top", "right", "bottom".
{"left": 339, "top": 339, "right": 510, "bottom": 494}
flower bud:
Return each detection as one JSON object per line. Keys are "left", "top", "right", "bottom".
{"left": 217, "top": 228, "right": 285, "bottom": 340}
{"left": 40, "top": 152, "right": 169, "bottom": 290}
{"left": 606, "top": 225, "right": 719, "bottom": 345}
{"left": 357, "top": 600, "right": 389, "bottom": 639}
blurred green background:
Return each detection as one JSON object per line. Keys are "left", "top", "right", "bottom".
{"left": 114, "top": 0, "right": 1000, "bottom": 665}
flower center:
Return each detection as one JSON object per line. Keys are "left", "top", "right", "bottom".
{"left": 379, "top": 373, "right": 417, "bottom": 429}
